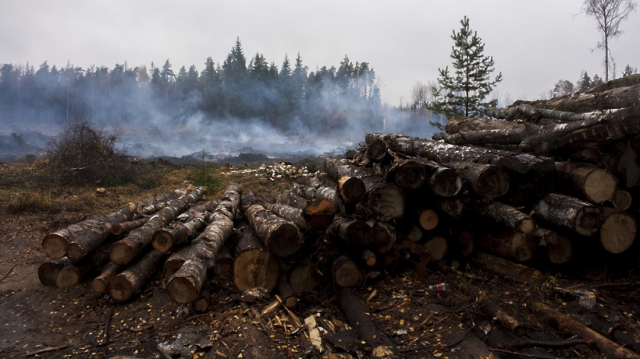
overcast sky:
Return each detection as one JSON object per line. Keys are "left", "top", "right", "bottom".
{"left": 1, "top": 0, "right": 638, "bottom": 106}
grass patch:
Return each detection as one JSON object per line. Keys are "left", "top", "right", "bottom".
{"left": 5, "top": 191, "right": 57, "bottom": 214}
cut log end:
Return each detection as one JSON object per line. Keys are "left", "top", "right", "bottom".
{"left": 268, "top": 224, "right": 303, "bottom": 258}
{"left": 575, "top": 207, "right": 604, "bottom": 237}
{"left": 233, "top": 248, "right": 279, "bottom": 292}
{"left": 65, "top": 243, "right": 87, "bottom": 264}
{"left": 56, "top": 268, "right": 80, "bottom": 288}
{"left": 167, "top": 276, "right": 199, "bottom": 304}
{"left": 42, "top": 234, "right": 68, "bottom": 259}
{"left": 584, "top": 169, "right": 617, "bottom": 204}
{"left": 418, "top": 209, "right": 439, "bottom": 231}
{"left": 430, "top": 167, "right": 463, "bottom": 198}
{"left": 600, "top": 211, "right": 637, "bottom": 254}
{"left": 611, "top": 190, "right": 632, "bottom": 211}
{"left": 516, "top": 218, "right": 537, "bottom": 235}
{"left": 394, "top": 161, "right": 426, "bottom": 191}
{"left": 476, "top": 166, "right": 510, "bottom": 199}
{"left": 91, "top": 278, "right": 108, "bottom": 293}
{"left": 339, "top": 177, "right": 366, "bottom": 205}
{"left": 152, "top": 230, "right": 174, "bottom": 253}
{"left": 107, "top": 275, "right": 134, "bottom": 303}
{"left": 109, "top": 243, "right": 135, "bottom": 266}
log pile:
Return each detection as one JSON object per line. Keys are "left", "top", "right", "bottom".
{"left": 35, "top": 76, "right": 640, "bottom": 359}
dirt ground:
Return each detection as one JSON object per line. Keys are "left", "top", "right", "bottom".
{"left": 1, "top": 166, "right": 640, "bottom": 359}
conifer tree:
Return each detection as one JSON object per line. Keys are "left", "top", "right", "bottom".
{"left": 427, "top": 16, "right": 502, "bottom": 123}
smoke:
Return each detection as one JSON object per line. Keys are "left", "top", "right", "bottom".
{"left": 0, "top": 62, "right": 439, "bottom": 163}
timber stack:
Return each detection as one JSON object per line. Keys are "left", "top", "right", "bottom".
{"left": 35, "top": 74, "right": 640, "bottom": 359}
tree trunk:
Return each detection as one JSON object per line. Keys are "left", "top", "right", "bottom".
{"left": 232, "top": 225, "right": 280, "bottom": 293}
{"left": 273, "top": 188, "right": 308, "bottom": 210}
{"left": 365, "top": 138, "right": 388, "bottom": 162}
{"left": 107, "top": 249, "right": 166, "bottom": 303}
{"left": 556, "top": 162, "right": 617, "bottom": 204}
{"left": 447, "top": 162, "right": 510, "bottom": 199}
{"left": 429, "top": 166, "right": 463, "bottom": 198}
{"left": 512, "top": 83, "right": 640, "bottom": 113}
{"left": 327, "top": 216, "right": 374, "bottom": 248}
{"left": 276, "top": 278, "right": 298, "bottom": 308}
{"left": 152, "top": 199, "right": 221, "bottom": 253}
{"left": 289, "top": 262, "right": 317, "bottom": 294}
{"left": 337, "top": 287, "right": 398, "bottom": 358}
{"left": 611, "top": 189, "right": 632, "bottom": 210}
{"left": 519, "top": 105, "right": 640, "bottom": 155}
{"left": 322, "top": 158, "right": 367, "bottom": 205}
{"left": 215, "top": 245, "right": 233, "bottom": 275}
{"left": 265, "top": 203, "right": 310, "bottom": 232}
{"left": 303, "top": 199, "right": 338, "bottom": 228}
{"left": 242, "top": 195, "right": 303, "bottom": 258}
{"left": 475, "top": 201, "right": 536, "bottom": 234}
{"left": 193, "top": 285, "right": 211, "bottom": 313}
{"left": 533, "top": 193, "right": 603, "bottom": 237}
{"left": 418, "top": 209, "right": 439, "bottom": 231}
{"left": 361, "top": 176, "right": 405, "bottom": 222}
{"left": 533, "top": 301, "right": 640, "bottom": 359}
{"left": 471, "top": 252, "right": 542, "bottom": 283}
{"left": 366, "top": 219, "right": 396, "bottom": 254}
{"left": 387, "top": 158, "right": 427, "bottom": 191}
{"left": 600, "top": 208, "right": 637, "bottom": 254}
{"left": 38, "top": 257, "right": 72, "bottom": 287}
{"left": 440, "top": 198, "right": 465, "bottom": 219}
{"left": 478, "top": 231, "right": 535, "bottom": 262}
{"left": 423, "top": 236, "right": 448, "bottom": 261}
{"left": 109, "top": 187, "right": 205, "bottom": 265}
{"left": 164, "top": 186, "right": 240, "bottom": 304}
{"left": 65, "top": 222, "right": 113, "bottom": 263}
{"left": 111, "top": 217, "right": 149, "bottom": 236}
{"left": 135, "top": 188, "right": 189, "bottom": 215}
{"left": 461, "top": 283, "right": 526, "bottom": 336}
{"left": 42, "top": 202, "right": 137, "bottom": 259}
{"left": 332, "top": 255, "right": 362, "bottom": 287}
{"left": 55, "top": 260, "right": 94, "bottom": 288}
{"left": 365, "top": 133, "right": 554, "bottom": 175}
{"left": 534, "top": 227, "right": 573, "bottom": 265}
{"left": 362, "top": 249, "right": 377, "bottom": 267}
{"left": 91, "top": 262, "right": 123, "bottom": 293}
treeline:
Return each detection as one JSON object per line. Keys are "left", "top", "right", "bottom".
{"left": 0, "top": 39, "right": 386, "bottom": 134}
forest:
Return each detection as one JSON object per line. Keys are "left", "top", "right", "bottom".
{"left": 0, "top": 39, "right": 437, "bottom": 161}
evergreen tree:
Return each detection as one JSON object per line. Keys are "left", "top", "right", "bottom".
{"left": 622, "top": 64, "right": 637, "bottom": 77}
{"left": 592, "top": 74, "right": 605, "bottom": 87}
{"left": 577, "top": 70, "right": 593, "bottom": 91}
{"left": 427, "top": 16, "right": 502, "bottom": 122}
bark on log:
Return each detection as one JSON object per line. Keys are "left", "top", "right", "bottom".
{"left": 471, "top": 252, "right": 542, "bottom": 283}
{"left": 152, "top": 199, "right": 221, "bottom": 252}
{"left": 513, "top": 83, "right": 640, "bottom": 113}
{"left": 163, "top": 244, "right": 198, "bottom": 280}
{"left": 475, "top": 201, "right": 536, "bottom": 234}
{"left": 232, "top": 225, "right": 280, "bottom": 292}
{"left": 265, "top": 202, "right": 310, "bottom": 232}
{"left": 332, "top": 255, "right": 362, "bottom": 287}
{"left": 365, "top": 133, "right": 554, "bottom": 175}
{"left": 322, "top": 158, "right": 367, "bottom": 205}
{"left": 111, "top": 217, "right": 149, "bottom": 236}
{"left": 588, "top": 313, "right": 640, "bottom": 355}
{"left": 447, "top": 162, "right": 510, "bottom": 199}
{"left": 91, "top": 262, "right": 123, "bottom": 293}
{"left": 135, "top": 188, "right": 189, "bottom": 215}
{"left": 273, "top": 188, "right": 308, "bottom": 210}
{"left": 446, "top": 115, "right": 528, "bottom": 133}
{"left": 215, "top": 245, "right": 233, "bottom": 275}
{"left": 533, "top": 301, "right": 640, "bottom": 359}
{"left": 519, "top": 105, "right": 640, "bottom": 155}
{"left": 38, "top": 257, "right": 72, "bottom": 287}
{"left": 42, "top": 202, "right": 137, "bottom": 259}
{"left": 556, "top": 162, "right": 617, "bottom": 204}
{"left": 327, "top": 216, "right": 374, "bottom": 248}
{"left": 107, "top": 249, "right": 166, "bottom": 302}
{"left": 164, "top": 186, "right": 240, "bottom": 304}
{"left": 109, "top": 187, "right": 205, "bottom": 265}
{"left": 611, "top": 189, "right": 632, "bottom": 211}
{"left": 193, "top": 285, "right": 211, "bottom": 313}
{"left": 65, "top": 222, "right": 113, "bottom": 263}
{"left": 478, "top": 231, "right": 536, "bottom": 262}
{"left": 367, "top": 219, "right": 396, "bottom": 254}
{"left": 361, "top": 176, "right": 405, "bottom": 222}
{"left": 600, "top": 208, "right": 637, "bottom": 254}
{"left": 337, "top": 287, "right": 399, "bottom": 358}
{"left": 242, "top": 195, "right": 303, "bottom": 258}
{"left": 289, "top": 262, "right": 317, "bottom": 294}
{"left": 533, "top": 193, "right": 603, "bottom": 237}
{"left": 534, "top": 227, "right": 573, "bottom": 265}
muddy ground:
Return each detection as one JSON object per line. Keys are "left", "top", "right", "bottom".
{"left": 1, "top": 169, "right": 640, "bottom": 359}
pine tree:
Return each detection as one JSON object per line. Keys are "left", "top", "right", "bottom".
{"left": 577, "top": 70, "right": 593, "bottom": 91}
{"left": 427, "top": 16, "right": 502, "bottom": 122}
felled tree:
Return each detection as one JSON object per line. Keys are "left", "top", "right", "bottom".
{"left": 427, "top": 16, "right": 502, "bottom": 127}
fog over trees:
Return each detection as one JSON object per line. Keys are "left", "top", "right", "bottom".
{"left": 0, "top": 39, "right": 438, "bottom": 160}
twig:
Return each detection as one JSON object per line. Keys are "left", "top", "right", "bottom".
{"left": 0, "top": 264, "right": 17, "bottom": 282}
{"left": 489, "top": 348, "right": 557, "bottom": 359}
{"left": 103, "top": 306, "right": 115, "bottom": 345}
{"left": 26, "top": 345, "right": 68, "bottom": 357}
{"left": 500, "top": 338, "right": 589, "bottom": 349}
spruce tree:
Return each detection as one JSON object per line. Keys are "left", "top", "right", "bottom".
{"left": 427, "top": 16, "right": 502, "bottom": 122}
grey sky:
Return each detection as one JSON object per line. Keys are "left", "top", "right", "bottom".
{"left": 1, "top": 0, "right": 638, "bottom": 106}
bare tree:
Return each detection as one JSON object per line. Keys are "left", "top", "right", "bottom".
{"left": 411, "top": 82, "right": 429, "bottom": 110}
{"left": 581, "top": 0, "right": 637, "bottom": 82}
